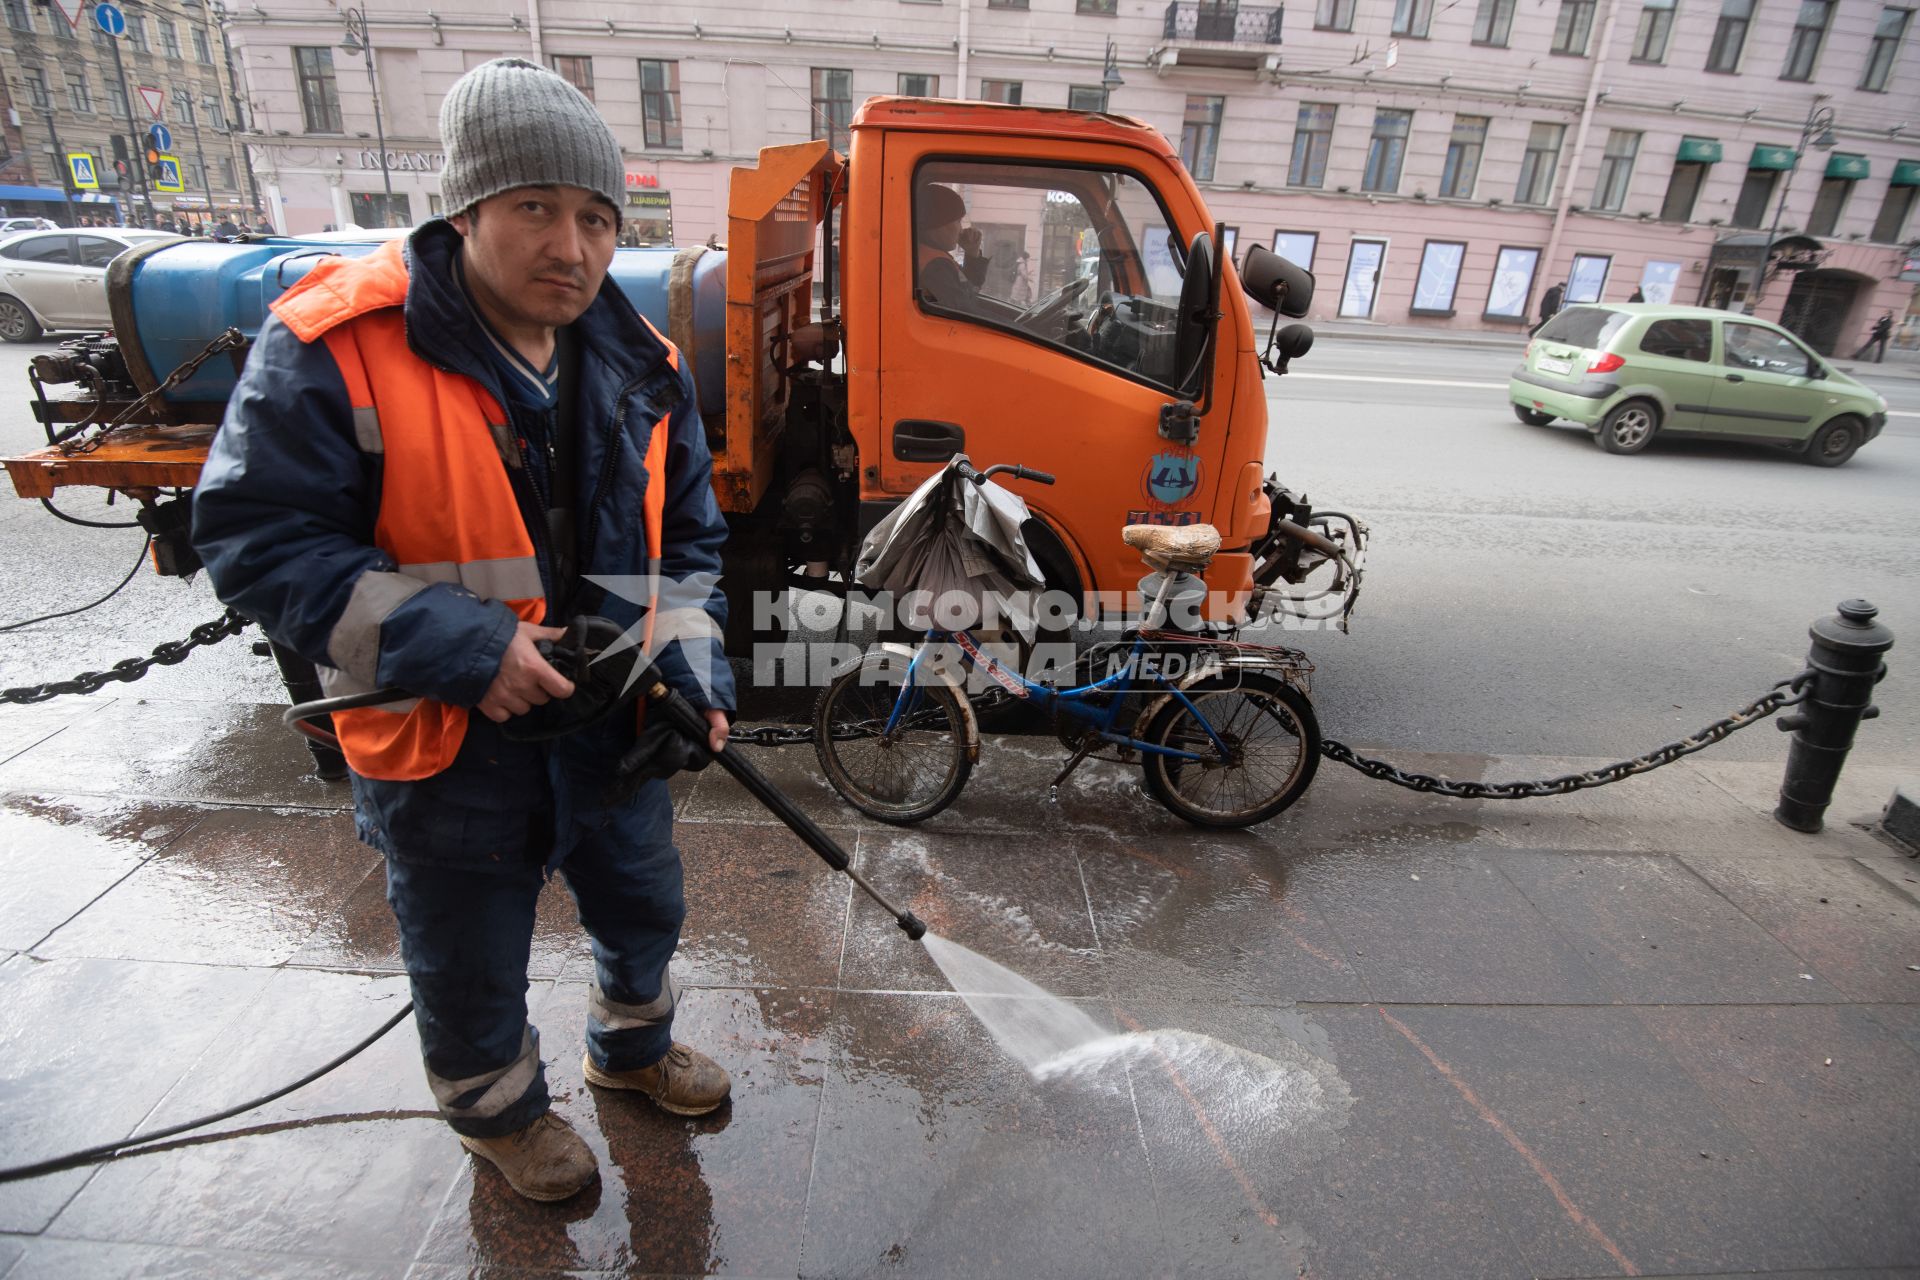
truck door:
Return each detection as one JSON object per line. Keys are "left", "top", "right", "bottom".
{"left": 876, "top": 146, "right": 1228, "bottom": 600}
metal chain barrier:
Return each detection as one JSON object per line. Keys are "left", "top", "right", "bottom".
{"left": 1319, "top": 671, "right": 1814, "bottom": 799}
{"left": 0, "top": 609, "right": 250, "bottom": 706}
{"left": 57, "top": 328, "right": 250, "bottom": 455}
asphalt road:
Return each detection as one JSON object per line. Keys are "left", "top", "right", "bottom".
{"left": 1259, "top": 336, "right": 1920, "bottom": 769}
{"left": 0, "top": 333, "right": 1914, "bottom": 774}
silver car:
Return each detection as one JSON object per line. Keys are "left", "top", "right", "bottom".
{"left": 0, "top": 228, "right": 181, "bottom": 342}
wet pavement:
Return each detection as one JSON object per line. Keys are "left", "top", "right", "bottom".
{"left": 1, "top": 695, "right": 1918, "bottom": 1279}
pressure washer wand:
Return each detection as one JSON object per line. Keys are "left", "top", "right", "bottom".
{"left": 639, "top": 676, "right": 928, "bottom": 940}
{"left": 281, "top": 664, "right": 928, "bottom": 941}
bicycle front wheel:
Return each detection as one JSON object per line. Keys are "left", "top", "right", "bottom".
{"left": 813, "top": 651, "right": 972, "bottom": 824}
{"left": 1139, "top": 671, "right": 1320, "bottom": 828}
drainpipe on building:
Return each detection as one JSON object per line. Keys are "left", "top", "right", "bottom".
{"left": 526, "top": 0, "right": 544, "bottom": 62}
{"left": 956, "top": 0, "right": 969, "bottom": 102}
{"left": 1538, "top": 0, "right": 1624, "bottom": 307}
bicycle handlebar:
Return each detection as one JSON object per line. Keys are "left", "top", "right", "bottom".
{"left": 955, "top": 458, "right": 1057, "bottom": 487}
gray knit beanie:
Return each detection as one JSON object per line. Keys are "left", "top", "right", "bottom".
{"left": 438, "top": 58, "right": 624, "bottom": 219}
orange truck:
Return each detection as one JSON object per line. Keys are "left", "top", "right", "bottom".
{"left": 7, "top": 97, "right": 1360, "bottom": 672}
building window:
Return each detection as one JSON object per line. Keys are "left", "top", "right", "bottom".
{"left": 1862, "top": 7, "right": 1911, "bottom": 91}
{"left": 1661, "top": 162, "right": 1708, "bottom": 221}
{"left": 91, "top": 19, "right": 110, "bottom": 46}
{"left": 1441, "top": 115, "right": 1488, "bottom": 198}
{"left": 219, "top": 156, "right": 237, "bottom": 187}
{"left": 1732, "top": 167, "right": 1779, "bottom": 228}
{"left": 127, "top": 14, "right": 146, "bottom": 50}
{"left": 639, "top": 60, "right": 681, "bottom": 149}
{"left": 159, "top": 19, "right": 181, "bottom": 58}
{"left": 295, "top": 46, "right": 343, "bottom": 134}
{"left": 1288, "top": 103, "right": 1336, "bottom": 187}
{"left": 1566, "top": 253, "right": 1611, "bottom": 303}
{"left": 1180, "top": 96, "right": 1223, "bottom": 182}
{"left": 1077, "top": 0, "right": 1118, "bottom": 12}
{"left": 1631, "top": 0, "right": 1675, "bottom": 61}
{"left": 1806, "top": 173, "right": 1854, "bottom": 236}
{"left": 205, "top": 95, "right": 227, "bottom": 130}
{"left": 1552, "top": 0, "right": 1597, "bottom": 53}
{"left": 1392, "top": 0, "right": 1433, "bottom": 36}
{"left": 5, "top": 0, "right": 32, "bottom": 33}
{"left": 1067, "top": 84, "right": 1107, "bottom": 111}
{"left": 549, "top": 55, "right": 593, "bottom": 101}
{"left": 1316, "top": 0, "right": 1356, "bottom": 28}
{"left": 1781, "top": 0, "right": 1831, "bottom": 80}
{"left": 1412, "top": 241, "right": 1467, "bottom": 314}
{"left": 899, "top": 73, "right": 939, "bottom": 96}
{"left": 981, "top": 79, "right": 1022, "bottom": 104}
{"left": 23, "top": 67, "right": 48, "bottom": 109}
{"left": 192, "top": 25, "right": 213, "bottom": 63}
{"left": 1516, "top": 122, "right": 1565, "bottom": 204}
{"left": 1871, "top": 181, "right": 1917, "bottom": 240}
{"left": 1363, "top": 108, "right": 1412, "bottom": 193}
{"left": 1594, "top": 130, "right": 1640, "bottom": 211}
{"left": 54, "top": 8, "right": 73, "bottom": 39}
{"left": 350, "top": 191, "right": 411, "bottom": 230}
{"left": 987, "top": 0, "right": 1029, "bottom": 7}
{"left": 171, "top": 88, "right": 196, "bottom": 126}
{"left": 1471, "top": 0, "right": 1516, "bottom": 43}
{"left": 1273, "top": 230, "right": 1318, "bottom": 272}
{"left": 1706, "top": 0, "right": 1752, "bottom": 70}
{"left": 1485, "top": 245, "right": 1541, "bottom": 320}
{"left": 67, "top": 70, "right": 92, "bottom": 113}
{"left": 106, "top": 79, "right": 128, "bottom": 118}
{"left": 812, "top": 68, "right": 853, "bottom": 153}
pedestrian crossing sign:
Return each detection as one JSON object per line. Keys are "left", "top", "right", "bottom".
{"left": 66, "top": 153, "right": 99, "bottom": 190}
{"left": 153, "top": 155, "right": 184, "bottom": 194}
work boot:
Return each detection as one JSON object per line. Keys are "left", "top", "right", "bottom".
{"left": 582, "top": 1043, "right": 731, "bottom": 1116}
{"left": 457, "top": 1111, "right": 598, "bottom": 1202}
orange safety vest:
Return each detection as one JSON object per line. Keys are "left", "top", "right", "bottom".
{"left": 270, "top": 239, "right": 674, "bottom": 781}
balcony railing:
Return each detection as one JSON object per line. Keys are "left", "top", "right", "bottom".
{"left": 1162, "top": 1, "right": 1284, "bottom": 44}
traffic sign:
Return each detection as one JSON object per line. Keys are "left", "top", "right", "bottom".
{"left": 46, "top": 0, "right": 81, "bottom": 32}
{"left": 93, "top": 3, "right": 125, "bottom": 36}
{"left": 148, "top": 122, "right": 172, "bottom": 154}
{"left": 152, "top": 154, "right": 184, "bottom": 193}
{"left": 66, "top": 153, "right": 99, "bottom": 190}
{"left": 136, "top": 86, "right": 165, "bottom": 119}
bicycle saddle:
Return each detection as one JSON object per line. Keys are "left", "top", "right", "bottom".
{"left": 1123, "top": 523, "right": 1222, "bottom": 570}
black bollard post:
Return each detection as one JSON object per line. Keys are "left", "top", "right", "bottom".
{"left": 1774, "top": 600, "right": 1893, "bottom": 833}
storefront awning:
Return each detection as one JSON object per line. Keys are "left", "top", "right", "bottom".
{"left": 1889, "top": 159, "right": 1920, "bottom": 187}
{"left": 1676, "top": 136, "right": 1722, "bottom": 165}
{"left": 0, "top": 184, "right": 119, "bottom": 204}
{"left": 1824, "top": 153, "right": 1870, "bottom": 181}
{"left": 1747, "top": 144, "right": 1798, "bottom": 171}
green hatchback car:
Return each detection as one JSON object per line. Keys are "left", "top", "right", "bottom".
{"left": 1509, "top": 304, "right": 1889, "bottom": 465}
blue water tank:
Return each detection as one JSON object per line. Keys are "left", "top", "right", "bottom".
{"left": 116, "top": 233, "right": 727, "bottom": 419}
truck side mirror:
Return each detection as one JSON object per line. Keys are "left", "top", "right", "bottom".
{"left": 1240, "top": 245, "right": 1314, "bottom": 318}
{"left": 1173, "top": 230, "right": 1218, "bottom": 400}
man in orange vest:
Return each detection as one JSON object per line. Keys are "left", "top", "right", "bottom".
{"left": 193, "top": 58, "right": 735, "bottom": 1202}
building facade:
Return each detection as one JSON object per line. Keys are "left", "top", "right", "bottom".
{"left": 1, "top": 0, "right": 255, "bottom": 225}
{"left": 221, "top": 0, "right": 1916, "bottom": 349}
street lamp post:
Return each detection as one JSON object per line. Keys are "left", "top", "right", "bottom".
{"left": 1099, "top": 38, "right": 1124, "bottom": 112}
{"left": 1754, "top": 99, "right": 1836, "bottom": 305}
{"left": 338, "top": 7, "right": 393, "bottom": 226}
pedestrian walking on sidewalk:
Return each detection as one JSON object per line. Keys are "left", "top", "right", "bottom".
{"left": 1530, "top": 282, "right": 1564, "bottom": 335}
{"left": 1852, "top": 312, "right": 1893, "bottom": 363}
{"left": 193, "top": 57, "right": 736, "bottom": 1204}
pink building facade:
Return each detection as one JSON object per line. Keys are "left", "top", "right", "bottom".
{"left": 219, "top": 0, "right": 1919, "bottom": 353}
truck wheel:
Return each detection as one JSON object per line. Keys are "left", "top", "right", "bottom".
{"left": 1596, "top": 399, "right": 1659, "bottom": 455}
{"left": 1804, "top": 416, "right": 1861, "bottom": 468}
{"left": 0, "top": 296, "right": 42, "bottom": 343}
{"left": 1513, "top": 404, "right": 1554, "bottom": 427}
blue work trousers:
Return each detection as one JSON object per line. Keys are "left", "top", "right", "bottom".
{"left": 381, "top": 778, "right": 685, "bottom": 1138}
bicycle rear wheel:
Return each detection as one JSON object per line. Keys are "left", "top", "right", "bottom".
{"left": 813, "top": 651, "right": 972, "bottom": 824}
{"left": 1139, "top": 671, "right": 1319, "bottom": 828}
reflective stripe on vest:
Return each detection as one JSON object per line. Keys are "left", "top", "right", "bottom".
{"left": 270, "top": 240, "right": 681, "bottom": 781}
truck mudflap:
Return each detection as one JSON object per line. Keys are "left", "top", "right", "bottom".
{"left": 1245, "top": 477, "right": 1368, "bottom": 633}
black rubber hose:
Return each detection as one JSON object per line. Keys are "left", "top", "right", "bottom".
{"left": 0, "top": 536, "right": 151, "bottom": 633}
{"left": 0, "top": 1000, "right": 415, "bottom": 1183}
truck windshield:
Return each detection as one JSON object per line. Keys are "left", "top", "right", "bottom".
{"left": 913, "top": 160, "right": 1187, "bottom": 390}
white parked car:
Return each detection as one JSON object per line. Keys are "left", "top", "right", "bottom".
{"left": 0, "top": 217, "right": 61, "bottom": 234}
{"left": 0, "top": 228, "right": 181, "bottom": 342}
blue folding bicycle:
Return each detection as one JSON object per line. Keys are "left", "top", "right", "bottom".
{"left": 812, "top": 459, "right": 1322, "bottom": 829}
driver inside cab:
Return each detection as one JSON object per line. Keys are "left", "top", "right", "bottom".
{"left": 915, "top": 183, "right": 992, "bottom": 313}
